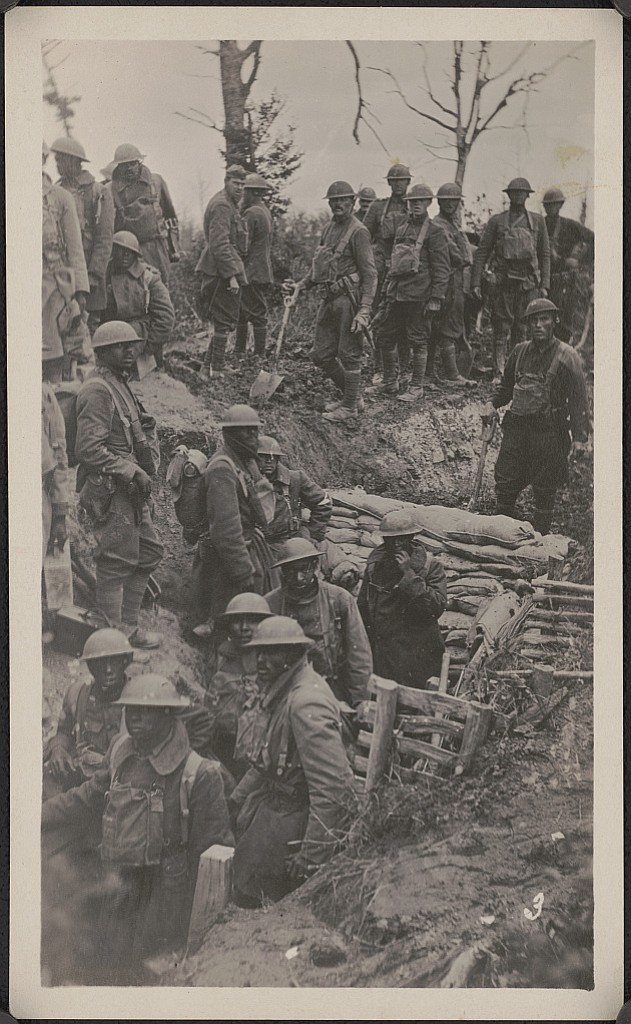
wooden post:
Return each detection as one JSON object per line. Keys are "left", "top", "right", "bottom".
{"left": 431, "top": 653, "right": 451, "bottom": 747}
{"left": 365, "top": 678, "right": 398, "bottom": 793}
{"left": 530, "top": 664, "right": 555, "bottom": 699}
{"left": 547, "top": 554, "right": 564, "bottom": 580}
{"left": 187, "top": 844, "right": 234, "bottom": 953}
{"left": 458, "top": 702, "right": 493, "bottom": 768}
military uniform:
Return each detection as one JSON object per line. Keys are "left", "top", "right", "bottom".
{"left": 378, "top": 214, "right": 451, "bottom": 392}
{"left": 75, "top": 365, "right": 163, "bottom": 627}
{"left": 236, "top": 199, "right": 274, "bottom": 355}
{"left": 492, "top": 336, "right": 590, "bottom": 534}
{"left": 471, "top": 209, "right": 550, "bottom": 371}
{"left": 102, "top": 255, "right": 175, "bottom": 363}
{"left": 188, "top": 442, "right": 276, "bottom": 626}
{"left": 265, "top": 579, "right": 372, "bottom": 708}
{"left": 546, "top": 215, "right": 594, "bottom": 342}
{"left": 42, "top": 173, "right": 90, "bottom": 362}
{"left": 358, "top": 546, "right": 447, "bottom": 687}
{"left": 231, "top": 655, "right": 355, "bottom": 904}
{"left": 264, "top": 463, "right": 330, "bottom": 558}
{"left": 431, "top": 212, "right": 473, "bottom": 379}
{"left": 111, "top": 165, "right": 176, "bottom": 285}
{"left": 363, "top": 194, "right": 408, "bottom": 294}
{"left": 57, "top": 169, "right": 115, "bottom": 313}
{"left": 41, "top": 382, "right": 71, "bottom": 562}
{"left": 41, "top": 719, "right": 234, "bottom": 983}
{"left": 205, "top": 639, "right": 259, "bottom": 776}
{"left": 308, "top": 214, "right": 377, "bottom": 393}
{"left": 196, "top": 187, "right": 248, "bottom": 371}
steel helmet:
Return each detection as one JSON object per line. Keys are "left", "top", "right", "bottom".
{"left": 405, "top": 184, "right": 434, "bottom": 202}
{"left": 221, "top": 593, "right": 273, "bottom": 619}
{"left": 522, "top": 297, "right": 558, "bottom": 318}
{"left": 437, "top": 182, "right": 463, "bottom": 199}
{"left": 50, "top": 136, "right": 89, "bottom": 162}
{"left": 273, "top": 537, "right": 323, "bottom": 569}
{"left": 113, "top": 143, "right": 145, "bottom": 166}
{"left": 244, "top": 172, "right": 272, "bottom": 191}
{"left": 503, "top": 177, "right": 533, "bottom": 193}
{"left": 257, "top": 434, "right": 285, "bottom": 457}
{"left": 101, "top": 161, "right": 116, "bottom": 181}
{"left": 92, "top": 321, "right": 140, "bottom": 349}
{"left": 386, "top": 164, "right": 411, "bottom": 181}
{"left": 225, "top": 164, "right": 247, "bottom": 180}
{"left": 114, "top": 674, "right": 191, "bottom": 708}
{"left": 379, "top": 508, "right": 422, "bottom": 537}
{"left": 112, "top": 230, "right": 142, "bottom": 255}
{"left": 244, "top": 615, "right": 315, "bottom": 648}
{"left": 543, "top": 187, "right": 565, "bottom": 204}
{"left": 358, "top": 186, "right": 377, "bottom": 201}
{"left": 219, "top": 404, "right": 262, "bottom": 429}
{"left": 80, "top": 628, "right": 133, "bottom": 661}
{"left": 323, "top": 181, "right": 356, "bottom": 200}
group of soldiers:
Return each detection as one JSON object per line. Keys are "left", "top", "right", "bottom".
{"left": 41, "top": 143, "right": 593, "bottom": 984}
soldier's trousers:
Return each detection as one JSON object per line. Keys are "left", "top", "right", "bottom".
{"left": 494, "top": 411, "right": 571, "bottom": 534}
{"left": 236, "top": 284, "right": 270, "bottom": 354}
{"left": 91, "top": 491, "right": 163, "bottom": 627}
{"left": 311, "top": 294, "right": 362, "bottom": 380}
{"left": 491, "top": 277, "right": 537, "bottom": 374}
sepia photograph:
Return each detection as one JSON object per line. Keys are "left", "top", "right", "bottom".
{"left": 6, "top": 5, "right": 623, "bottom": 1020}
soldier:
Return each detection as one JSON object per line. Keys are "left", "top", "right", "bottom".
{"left": 471, "top": 177, "right": 550, "bottom": 380}
{"left": 44, "top": 628, "right": 133, "bottom": 797}
{"left": 483, "top": 297, "right": 591, "bottom": 535}
{"left": 293, "top": 181, "right": 377, "bottom": 423}
{"left": 256, "top": 434, "right": 333, "bottom": 560}
{"left": 235, "top": 173, "right": 274, "bottom": 358}
{"left": 42, "top": 355, "right": 71, "bottom": 565}
{"left": 187, "top": 404, "right": 276, "bottom": 632}
{"left": 196, "top": 164, "right": 249, "bottom": 380}
{"left": 205, "top": 593, "right": 272, "bottom": 776}
{"left": 231, "top": 617, "right": 355, "bottom": 906}
{"left": 101, "top": 230, "right": 175, "bottom": 371}
{"left": 110, "top": 143, "right": 179, "bottom": 287}
{"left": 50, "top": 136, "right": 115, "bottom": 324}
{"left": 374, "top": 183, "right": 451, "bottom": 402}
{"left": 542, "top": 188, "right": 594, "bottom": 343}
{"left": 355, "top": 185, "right": 377, "bottom": 223}
{"left": 265, "top": 537, "right": 372, "bottom": 711}
{"left": 358, "top": 510, "right": 448, "bottom": 688}
{"left": 42, "top": 140, "right": 90, "bottom": 377}
{"left": 363, "top": 164, "right": 413, "bottom": 382}
{"left": 75, "top": 321, "right": 163, "bottom": 649}
{"left": 431, "top": 182, "right": 473, "bottom": 386}
{"left": 41, "top": 674, "right": 234, "bottom": 984}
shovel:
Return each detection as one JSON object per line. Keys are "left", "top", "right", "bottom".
{"left": 249, "top": 284, "right": 300, "bottom": 406}
{"left": 468, "top": 416, "right": 496, "bottom": 513}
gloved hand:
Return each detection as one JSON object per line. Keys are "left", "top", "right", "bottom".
{"left": 426, "top": 298, "right": 442, "bottom": 314}
{"left": 228, "top": 276, "right": 240, "bottom": 295}
{"left": 351, "top": 306, "right": 371, "bottom": 334}
{"left": 48, "top": 514, "right": 68, "bottom": 553}
{"left": 47, "top": 744, "right": 75, "bottom": 780}
{"left": 132, "top": 466, "right": 152, "bottom": 499}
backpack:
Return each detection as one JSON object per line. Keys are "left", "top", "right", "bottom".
{"left": 166, "top": 445, "right": 209, "bottom": 544}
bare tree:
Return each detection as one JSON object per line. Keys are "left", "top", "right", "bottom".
{"left": 42, "top": 41, "right": 80, "bottom": 136}
{"left": 347, "top": 41, "right": 588, "bottom": 188}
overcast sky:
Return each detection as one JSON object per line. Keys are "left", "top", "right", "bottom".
{"left": 43, "top": 39, "right": 594, "bottom": 227}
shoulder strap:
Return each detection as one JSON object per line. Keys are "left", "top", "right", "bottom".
{"left": 333, "top": 218, "right": 360, "bottom": 257}
{"left": 545, "top": 341, "right": 564, "bottom": 383}
{"left": 514, "top": 343, "right": 529, "bottom": 377}
{"left": 210, "top": 452, "right": 249, "bottom": 497}
{"left": 180, "top": 749, "right": 203, "bottom": 845}
{"left": 379, "top": 196, "right": 392, "bottom": 229}
{"left": 413, "top": 218, "right": 430, "bottom": 256}
{"left": 89, "top": 375, "right": 139, "bottom": 446}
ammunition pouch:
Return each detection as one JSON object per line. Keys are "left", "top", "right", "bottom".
{"left": 101, "top": 777, "right": 165, "bottom": 867}
{"left": 79, "top": 472, "right": 117, "bottom": 524}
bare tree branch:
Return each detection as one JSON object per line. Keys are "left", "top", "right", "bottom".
{"left": 369, "top": 67, "right": 454, "bottom": 132}
{"left": 175, "top": 110, "right": 222, "bottom": 133}
{"left": 483, "top": 41, "right": 533, "bottom": 84}
{"left": 242, "top": 41, "right": 262, "bottom": 90}
{"left": 345, "top": 41, "right": 391, "bottom": 154}
{"left": 413, "top": 42, "right": 458, "bottom": 118}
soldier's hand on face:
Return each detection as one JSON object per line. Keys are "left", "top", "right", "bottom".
{"left": 394, "top": 549, "right": 413, "bottom": 576}
{"left": 48, "top": 515, "right": 68, "bottom": 554}
{"left": 132, "top": 466, "right": 152, "bottom": 499}
{"left": 472, "top": 287, "right": 483, "bottom": 302}
{"left": 227, "top": 276, "right": 240, "bottom": 295}
{"left": 75, "top": 291, "right": 89, "bottom": 315}
{"left": 47, "top": 745, "right": 75, "bottom": 780}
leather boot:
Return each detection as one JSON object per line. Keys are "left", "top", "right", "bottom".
{"left": 366, "top": 347, "right": 398, "bottom": 395}
{"left": 323, "top": 370, "right": 361, "bottom": 421}
{"left": 198, "top": 339, "right": 213, "bottom": 380}
{"left": 493, "top": 332, "right": 508, "bottom": 381}
{"left": 439, "top": 337, "right": 469, "bottom": 386}
{"left": 532, "top": 509, "right": 554, "bottom": 535}
{"left": 398, "top": 348, "right": 426, "bottom": 402}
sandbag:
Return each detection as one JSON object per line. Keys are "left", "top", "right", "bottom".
{"left": 325, "top": 527, "right": 361, "bottom": 544}
{"left": 330, "top": 516, "right": 360, "bottom": 531}
{"left": 412, "top": 505, "right": 534, "bottom": 548}
{"left": 360, "top": 531, "right": 382, "bottom": 548}
{"left": 330, "top": 489, "right": 416, "bottom": 519}
{"left": 440, "top": 610, "right": 475, "bottom": 630}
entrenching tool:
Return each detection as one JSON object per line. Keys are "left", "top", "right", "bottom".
{"left": 468, "top": 416, "right": 496, "bottom": 513}
{"left": 249, "top": 283, "right": 301, "bottom": 406}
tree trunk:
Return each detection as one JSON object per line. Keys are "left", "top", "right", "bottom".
{"left": 219, "top": 40, "right": 261, "bottom": 170}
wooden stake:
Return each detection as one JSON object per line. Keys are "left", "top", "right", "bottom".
{"left": 365, "top": 677, "right": 398, "bottom": 792}
{"left": 187, "top": 844, "right": 234, "bottom": 953}
{"left": 536, "top": 579, "right": 593, "bottom": 595}
{"left": 431, "top": 653, "right": 451, "bottom": 747}
{"left": 530, "top": 665, "right": 555, "bottom": 698}
{"left": 458, "top": 702, "right": 493, "bottom": 768}
{"left": 547, "top": 554, "right": 565, "bottom": 580}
